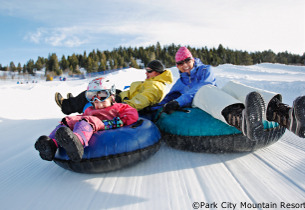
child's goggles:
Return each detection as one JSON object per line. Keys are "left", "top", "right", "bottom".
{"left": 85, "top": 90, "right": 111, "bottom": 102}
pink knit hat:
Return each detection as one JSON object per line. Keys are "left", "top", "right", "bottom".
{"left": 175, "top": 47, "right": 193, "bottom": 62}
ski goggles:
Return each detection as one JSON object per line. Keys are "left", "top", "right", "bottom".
{"left": 176, "top": 57, "right": 193, "bottom": 66}
{"left": 85, "top": 90, "right": 111, "bottom": 102}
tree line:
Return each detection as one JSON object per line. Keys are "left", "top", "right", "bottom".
{"left": 1, "top": 42, "right": 304, "bottom": 76}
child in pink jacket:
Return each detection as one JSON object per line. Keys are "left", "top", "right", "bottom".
{"left": 35, "top": 77, "right": 139, "bottom": 162}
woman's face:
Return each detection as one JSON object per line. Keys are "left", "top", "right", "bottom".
{"left": 176, "top": 58, "right": 194, "bottom": 74}
{"left": 93, "top": 97, "right": 112, "bottom": 109}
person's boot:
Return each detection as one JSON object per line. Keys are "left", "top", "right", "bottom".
{"left": 49, "top": 124, "right": 65, "bottom": 139}
{"left": 34, "top": 136, "right": 57, "bottom": 161}
{"left": 267, "top": 96, "right": 305, "bottom": 138}
{"left": 222, "top": 92, "right": 265, "bottom": 141}
{"left": 61, "top": 91, "right": 88, "bottom": 115}
{"left": 221, "top": 104, "right": 244, "bottom": 129}
{"left": 55, "top": 92, "right": 64, "bottom": 108}
{"left": 55, "top": 127, "right": 84, "bottom": 162}
{"left": 67, "top": 93, "right": 73, "bottom": 99}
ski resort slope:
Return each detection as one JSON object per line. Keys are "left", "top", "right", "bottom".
{"left": 0, "top": 63, "right": 305, "bottom": 210}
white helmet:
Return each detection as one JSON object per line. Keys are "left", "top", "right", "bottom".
{"left": 87, "top": 77, "right": 116, "bottom": 95}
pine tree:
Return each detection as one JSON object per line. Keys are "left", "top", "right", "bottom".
{"left": 87, "top": 57, "right": 93, "bottom": 73}
{"left": 17, "top": 63, "right": 22, "bottom": 74}
{"left": 9, "top": 61, "right": 16, "bottom": 72}
{"left": 240, "top": 51, "right": 253, "bottom": 65}
{"left": 60, "top": 55, "right": 70, "bottom": 71}
{"left": 26, "top": 59, "right": 35, "bottom": 75}
{"left": 68, "top": 54, "right": 79, "bottom": 73}
{"left": 130, "top": 57, "right": 139, "bottom": 68}
{"left": 35, "top": 57, "right": 44, "bottom": 70}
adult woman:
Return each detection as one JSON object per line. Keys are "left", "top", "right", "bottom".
{"left": 159, "top": 47, "right": 305, "bottom": 140}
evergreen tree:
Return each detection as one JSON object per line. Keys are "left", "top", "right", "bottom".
{"left": 130, "top": 57, "right": 139, "bottom": 68}
{"left": 68, "top": 54, "right": 79, "bottom": 73}
{"left": 240, "top": 51, "right": 253, "bottom": 65}
{"left": 156, "top": 42, "right": 162, "bottom": 58}
{"left": 26, "top": 59, "right": 35, "bottom": 75}
{"left": 35, "top": 57, "right": 44, "bottom": 70}
{"left": 262, "top": 50, "right": 276, "bottom": 63}
{"left": 79, "top": 51, "right": 87, "bottom": 68}
{"left": 22, "top": 64, "right": 26, "bottom": 74}
{"left": 2, "top": 42, "right": 304, "bottom": 74}
{"left": 9, "top": 61, "right": 16, "bottom": 72}
{"left": 17, "top": 63, "right": 22, "bottom": 74}
{"left": 118, "top": 56, "right": 125, "bottom": 68}
{"left": 217, "top": 44, "right": 227, "bottom": 64}
{"left": 276, "top": 52, "right": 288, "bottom": 64}
{"left": 87, "top": 57, "right": 94, "bottom": 73}
{"left": 60, "top": 55, "right": 70, "bottom": 71}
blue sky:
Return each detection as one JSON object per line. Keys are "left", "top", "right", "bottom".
{"left": 0, "top": 0, "right": 304, "bottom": 66}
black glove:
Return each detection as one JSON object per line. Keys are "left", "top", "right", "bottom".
{"left": 115, "top": 95, "right": 122, "bottom": 103}
{"left": 163, "top": 100, "right": 180, "bottom": 114}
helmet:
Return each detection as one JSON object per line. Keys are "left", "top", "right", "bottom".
{"left": 87, "top": 77, "right": 116, "bottom": 95}
{"left": 85, "top": 77, "right": 116, "bottom": 103}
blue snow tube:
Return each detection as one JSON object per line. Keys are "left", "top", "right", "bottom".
{"left": 156, "top": 108, "right": 286, "bottom": 153}
{"left": 53, "top": 118, "right": 161, "bottom": 173}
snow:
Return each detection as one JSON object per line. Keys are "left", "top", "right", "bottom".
{"left": 0, "top": 63, "right": 305, "bottom": 210}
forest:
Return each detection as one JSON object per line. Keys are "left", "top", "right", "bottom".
{"left": 1, "top": 42, "right": 304, "bottom": 76}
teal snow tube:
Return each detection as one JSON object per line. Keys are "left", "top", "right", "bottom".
{"left": 156, "top": 108, "right": 286, "bottom": 153}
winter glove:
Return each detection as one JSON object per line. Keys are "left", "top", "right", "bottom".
{"left": 163, "top": 100, "right": 180, "bottom": 114}
{"left": 102, "top": 117, "right": 124, "bottom": 130}
{"left": 115, "top": 95, "right": 122, "bottom": 103}
{"left": 115, "top": 89, "right": 122, "bottom": 95}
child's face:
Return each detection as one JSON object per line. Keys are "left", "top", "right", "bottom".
{"left": 93, "top": 97, "right": 112, "bottom": 109}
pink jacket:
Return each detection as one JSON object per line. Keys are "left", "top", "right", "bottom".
{"left": 64, "top": 103, "right": 139, "bottom": 131}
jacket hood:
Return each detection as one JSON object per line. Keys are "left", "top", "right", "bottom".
{"left": 147, "top": 69, "right": 173, "bottom": 84}
{"left": 193, "top": 57, "right": 204, "bottom": 68}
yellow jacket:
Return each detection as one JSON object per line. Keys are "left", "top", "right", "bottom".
{"left": 119, "top": 70, "right": 173, "bottom": 111}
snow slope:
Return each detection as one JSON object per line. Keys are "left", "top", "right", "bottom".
{"left": 0, "top": 64, "right": 305, "bottom": 210}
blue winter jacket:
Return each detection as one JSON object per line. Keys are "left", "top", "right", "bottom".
{"left": 156, "top": 58, "right": 216, "bottom": 108}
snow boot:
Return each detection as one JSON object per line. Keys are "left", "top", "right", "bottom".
{"left": 61, "top": 91, "right": 88, "bottom": 115}
{"left": 67, "top": 93, "right": 73, "bottom": 99}
{"left": 55, "top": 92, "right": 64, "bottom": 108}
{"left": 267, "top": 96, "right": 305, "bottom": 138}
{"left": 34, "top": 135, "right": 57, "bottom": 161}
{"left": 49, "top": 124, "right": 65, "bottom": 140}
{"left": 222, "top": 92, "right": 265, "bottom": 141}
{"left": 222, "top": 104, "right": 244, "bottom": 129}
{"left": 55, "top": 127, "right": 84, "bottom": 162}
{"left": 243, "top": 92, "right": 265, "bottom": 141}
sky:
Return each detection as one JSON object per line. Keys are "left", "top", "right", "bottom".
{"left": 0, "top": 0, "right": 304, "bottom": 66}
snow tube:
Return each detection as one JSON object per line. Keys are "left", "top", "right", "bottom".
{"left": 156, "top": 108, "right": 286, "bottom": 153}
{"left": 53, "top": 118, "right": 161, "bottom": 173}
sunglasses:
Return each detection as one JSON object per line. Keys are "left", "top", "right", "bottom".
{"left": 85, "top": 90, "right": 111, "bottom": 102}
{"left": 146, "top": 68, "right": 155, "bottom": 73}
{"left": 176, "top": 57, "right": 193, "bottom": 66}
